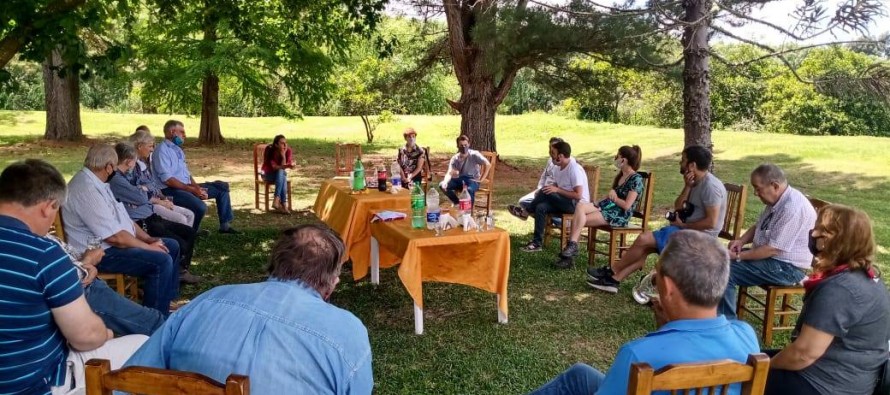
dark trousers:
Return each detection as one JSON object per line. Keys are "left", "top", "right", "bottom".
{"left": 163, "top": 180, "right": 233, "bottom": 232}
{"left": 442, "top": 175, "right": 480, "bottom": 206}
{"left": 528, "top": 191, "right": 576, "bottom": 245}
{"left": 140, "top": 214, "right": 196, "bottom": 271}
{"left": 97, "top": 238, "right": 180, "bottom": 316}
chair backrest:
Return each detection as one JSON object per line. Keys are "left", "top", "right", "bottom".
{"left": 253, "top": 144, "right": 268, "bottom": 181}
{"left": 807, "top": 196, "right": 831, "bottom": 211}
{"left": 627, "top": 353, "right": 770, "bottom": 395}
{"left": 720, "top": 182, "right": 748, "bottom": 241}
{"left": 335, "top": 143, "right": 362, "bottom": 177}
{"left": 481, "top": 151, "right": 497, "bottom": 186}
{"left": 422, "top": 146, "right": 433, "bottom": 182}
{"left": 584, "top": 165, "right": 601, "bottom": 203}
{"left": 52, "top": 210, "right": 66, "bottom": 242}
{"left": 85, "top": 359, "right": 249, "bottom": 395}
{"left": 630, "top": 171, "right": 655, "bottom": 230}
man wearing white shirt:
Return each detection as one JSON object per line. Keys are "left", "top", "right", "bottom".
{"left": 521, "top": 141, "right": 589, "bottom": 253}
{"left": 508, "top": 137, "right": 563, "bottom": 221}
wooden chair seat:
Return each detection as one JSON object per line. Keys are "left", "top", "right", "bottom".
{"left": 85, "top": 359, "right": 249, "bottom": 395}
{"left": 334, "top": 143, "right": 362, "bottom": 177}
{"left": 472, "top": 151, "right": 498, "bottom": 216}
{"left": 587, "top": 171, "right": 654, "bottom": 267}
{"left": 253, "top": 143, "right": 293, "bottom": 212}
{"left": 628, "top": 353, "right": 770, "bottom": 395}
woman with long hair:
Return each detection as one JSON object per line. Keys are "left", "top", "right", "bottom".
{"left": 262, "top": 134, "right": 294, "bottom": 214}
{"left": 765, "top": 204, "right": 889, "bottom": 395}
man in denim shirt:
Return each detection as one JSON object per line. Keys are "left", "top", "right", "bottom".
{"left": 126, "top": 224, "right": 373, "bottom": 394}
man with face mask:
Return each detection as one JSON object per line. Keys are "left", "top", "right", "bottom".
{"left": 588, "top": 145, "right": 727, "bottom": 295}
{"left": 125, "top": 224, "right": 374, "bottom": 395}
{"left": 152, "top": 119, "right": 240, "bottom": 235}
{"left": 508, "top": 136, "right": 563, "bottom": 221}
{"left": 397, "top": 128, "right": 427, "bottom": 184}
{"left": 62, "top": 144, "right": 181, "bottom": 316}
{"left": 439, "top": 135, "right": 491, "bottom": 207}
{"left": 717, "top": 164, "right": 816, "bottom": 319}
{"left": 108, "top": 142, "right": 201, "bottom": 284}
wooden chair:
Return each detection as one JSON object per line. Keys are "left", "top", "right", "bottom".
{"left": 587, "top": 171, "right": 655, "bottom": 268}
{"left": 719, "top": 182, "right": 748, "bottom": 242}
{"left": 628, "top": 353, "right": 770, "bottom": 395}
{"left": 543, "top": 165, "right": 600, "bottom": 249}
{"left": 473, "top": 151, "right": 498, "bottom": 216}
{"left": 252, "top": 143, "right": 293, "bottom": 212}
{"left": 736, "top": 196, "right": 829, "bottom": 347}
{"left": 85, "top": 359, "right": 249, "bottom": 395}
{"left": 334, "top": 143, "right": 362, "bottom": 177}
{"left": 53, "top": 211, "right": 139, "bottom": 300}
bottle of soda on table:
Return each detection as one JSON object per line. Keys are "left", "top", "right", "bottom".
{"left": 426, "top": 183, "right": 440, "bottom": 230}
{"left": 411, "top": 182, "right": 425, "bottom": 229}
{"left": 377, "top": 164, "right": 387, "bottom": 192}
{"left": 352, "top": 157, "right": 365, "bottom": 192}
{"left": 458, "top": 182, "right": 472, "bottom": 217}
{"left": 390, "top": 161, "right": 402, "bottom": 192}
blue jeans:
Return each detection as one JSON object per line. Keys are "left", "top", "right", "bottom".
{"left": 85, "top": 279, "right": 165, "bottom": 336}
{"left": 719, "top": 257, "right": 806, "bottom": 320}
{"left": 441, "top": 175, "right": 480, "bottom": 206}
{"left": 97, "top": 238, "right": 180, "bottom": 316}
{"left": 528, "top": 363, "right": 606, "bottom": 395}
{"left": 263, "top": 170, "right": 288, "bottom": 204}
{"left": 163, "top": 180, "right": 234, "bottom": 231}
{"left": 528, "top": 191, "right": 576, "bottom": 245}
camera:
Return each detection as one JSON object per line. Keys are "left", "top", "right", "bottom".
{"left": 665, "top": 201, "right": 695, "bottom": 223}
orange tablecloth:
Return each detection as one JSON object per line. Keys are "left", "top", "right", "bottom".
{"left": 312, "top": 180, "right": 411, "bottom": 280}
{"left": 370, "top": 215, "right": 511, "bottom": 316}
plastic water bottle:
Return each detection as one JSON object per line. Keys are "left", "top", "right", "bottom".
{"left": 352, "top": 157, "right": 365, "bottom": 191}
{"left": 426, "top": 185, "right": 440, "bottom": 230}
{"left": 411, "top": 182, "right": 425, "bottom": 229}
{"left": 390, "top": 161, "right": 402, "bottom": 191}
{"left": 458, "top": 183, "right": 472, "bottom": 217}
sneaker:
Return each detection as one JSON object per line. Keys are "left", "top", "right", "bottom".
{"left": 586, "top": 265, "right": 613, "bottom": 281}
{"left": 507, "top": 205, "right": 529, "bottom": 221}
{"left": 179, "top": 270, "right": 203, "bottom": 284}
{"left": 552, "top": 256, "right": 574, "bottom": 269}
{"left": 587, "top": 276, "right": 620, "bottom": 293}
{"left": 521, "top": 241, "right": 542, "bottom": 252}
{"left": 560, "top": 241, "right": 579, "bottom": 258}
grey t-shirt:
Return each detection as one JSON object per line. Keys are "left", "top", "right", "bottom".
{"left": 449, "top": 149, "right": 490, "bottom": 180}
{"left": 797, "top": 271, "right": 890, "bottom": 395}
{"left": 684, "top": 172, "right": 727, "bottom": 237}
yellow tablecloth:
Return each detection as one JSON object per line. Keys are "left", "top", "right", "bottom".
{"left": 370, "top": 215, "right": 511, "bottom": 316}
{"left": 312, "top": 180, "right": 411, "bottom": 280}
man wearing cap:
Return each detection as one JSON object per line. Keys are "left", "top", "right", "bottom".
{"left": 397, "top": 128, "right": 427, "bottom": 184}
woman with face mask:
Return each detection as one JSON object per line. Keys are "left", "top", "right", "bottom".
{"left": 764, "top": 204, "right": 889, "bottom": 395}
{"left": 557, "top": 145, "right": 643, "bottom": 268}
{"left": 397, "top": 128, "right": 427, "bottom": 185}
{"left": 262, "top": 134, "right": 294, "bottom": 214}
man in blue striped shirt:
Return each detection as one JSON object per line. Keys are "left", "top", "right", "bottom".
{"left": 0, "top": 160, "right": 145, "bottom": 395}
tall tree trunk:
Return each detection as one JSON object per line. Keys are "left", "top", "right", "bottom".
{"left": 457, "top": 79, "right": 497, "bottom": 152}
{"left": 42, "top": 48, "right": 82, "bottom": 141}
{"left": 198, "top": 73, "right": 224, "bottom": 144}
{"left": 681, "top": 0, "right": 712, "bottom": 151}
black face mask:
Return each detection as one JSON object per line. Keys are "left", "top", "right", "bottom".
{"left": 808, "top": 230, "right": 821, "bottom": 256}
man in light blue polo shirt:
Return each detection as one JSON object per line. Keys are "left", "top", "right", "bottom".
{"left": 719, "top": 164, "right": 816, "bottom": 319}
{"left": 529, "top": 230, "right": 759, "bottom": 395}
{"left": 152, "top": 119, "right": 240, "bottom": 234}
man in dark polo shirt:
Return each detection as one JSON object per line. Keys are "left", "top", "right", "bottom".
{"left": 0, "top": 159, "right": 145, "bottom": 395}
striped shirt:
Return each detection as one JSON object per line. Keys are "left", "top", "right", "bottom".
{"left": 752, "top": 185, "right": 817, "bottom": 269}
{"left": 62, "top": 168, "right": 135, "bottom": 254}
{"left": 0, "top": 215, "right": 82, "bottom": 395}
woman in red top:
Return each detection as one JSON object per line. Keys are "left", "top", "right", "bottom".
{"left": 262, "top": 135, "right": 294, "bottom": 214}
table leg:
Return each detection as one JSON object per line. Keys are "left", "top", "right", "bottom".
{"left": 497, "top": 295, "right": 508, "bottom": 324}
{"left": 414, "top": 303, "right": 424, "bottom": 335}
{"left": 370, "top": 236, "right": 379, "bottom": 285}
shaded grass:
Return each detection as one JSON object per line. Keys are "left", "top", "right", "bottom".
{"left": 2, "top": 111, "right": 889, "bottom": 394}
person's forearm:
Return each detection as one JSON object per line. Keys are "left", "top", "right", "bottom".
{"left": 105, "top": 230, "right": 151, "bottom": 249}
{"left": 770, "top": 345, "right": 819, "bottom": 371}
{"left": 674, "top": 186, "right": 691, "bottom": 208}
{"left": 67, "top": 317, "right": 109, "bottom": 351}
{"left": 165, "top": 177, "right": 192, "bottom": 191}
{"left": 556, "top": 188, "right": 582, "bottom": 201}
{"left": 738, "top": 245, "right": 780, "bottom": 261}
{"left": 680, "top": 215, "right": 718, "bottom": 231}
{"left": 738, "top": 226, "right": 756, "bottom": 245}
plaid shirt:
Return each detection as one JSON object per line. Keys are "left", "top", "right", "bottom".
{"left": 752, "top": 186, "right": 817, "bottom": 269}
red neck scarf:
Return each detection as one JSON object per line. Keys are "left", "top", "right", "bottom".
{"left": 804, "top": 264, "right": 877, "bottom": 293}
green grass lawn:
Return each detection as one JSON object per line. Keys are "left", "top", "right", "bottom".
{"left": 2, "top": 110, "right": 889, "bottom": 394}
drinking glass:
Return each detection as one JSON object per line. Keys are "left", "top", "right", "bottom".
{"left": 434, "top": 220, "right": 445, "bottom": 236}
{"left": 485, "top": 214, "right": 495, "bottom": 230}
{"left": 86, "top": 236, "right": 102, "bottom": 251}
{"left": 475, "top": 213, "right": 486, "bottom": 232}
{"left": 632, "top": 270, "right": 659, "bottom": 305}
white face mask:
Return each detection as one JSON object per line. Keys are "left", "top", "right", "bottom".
{"left": 614, "top": 158, "right": 623, "bottom": 169}
{"left": 407, "top": 137, "right": 416, "bottom": 146}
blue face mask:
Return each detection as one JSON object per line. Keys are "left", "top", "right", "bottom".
{"left": 172, "top": 135, "right": 184, "bottom": 146}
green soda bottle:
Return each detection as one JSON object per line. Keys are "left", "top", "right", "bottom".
{"left": 352, "top": 156, "right": 365, "bottom": 191}
{"left": 411, "top": 182, "right": 425, "bottom": 229}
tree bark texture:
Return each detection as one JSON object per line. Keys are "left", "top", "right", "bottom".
{"left": 42, "top": 48, "right": 83, "bottom": 141}
{"left": 198, "top": 73, "right": 224, "bottom": 145}
{"left": 443, "top": 0, "right": 518, "bottom": 153}
{"left": 681, "top": 0, "right": 713, "bottom": 151}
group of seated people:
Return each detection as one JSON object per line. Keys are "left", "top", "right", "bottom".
{"left": 2, "top": 126, "right": 888, "bottom": 395}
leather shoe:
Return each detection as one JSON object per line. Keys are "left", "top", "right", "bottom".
{"left": 179, "top": 270, "right": 203, "bottom": 284}
{"left": 218, "top": 227, "right": 242, "bottom": 235}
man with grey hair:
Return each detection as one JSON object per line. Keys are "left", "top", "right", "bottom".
{"left": 62, "top": 144, "right": 180, "bottom": 315}
{"left": 529, "top": 230, "right": 759, "bottom": 395}
{"left": 718, "top": 163, "right": 817, "bottom": 319}
{"left": 152, "top": 119, "right": 240, "bottom": 234}
{"left": 128, "top": 127, "right": 196, "bottom": 228}
{"left": 126, "top": 224, "right": 373, "bottom": 394}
